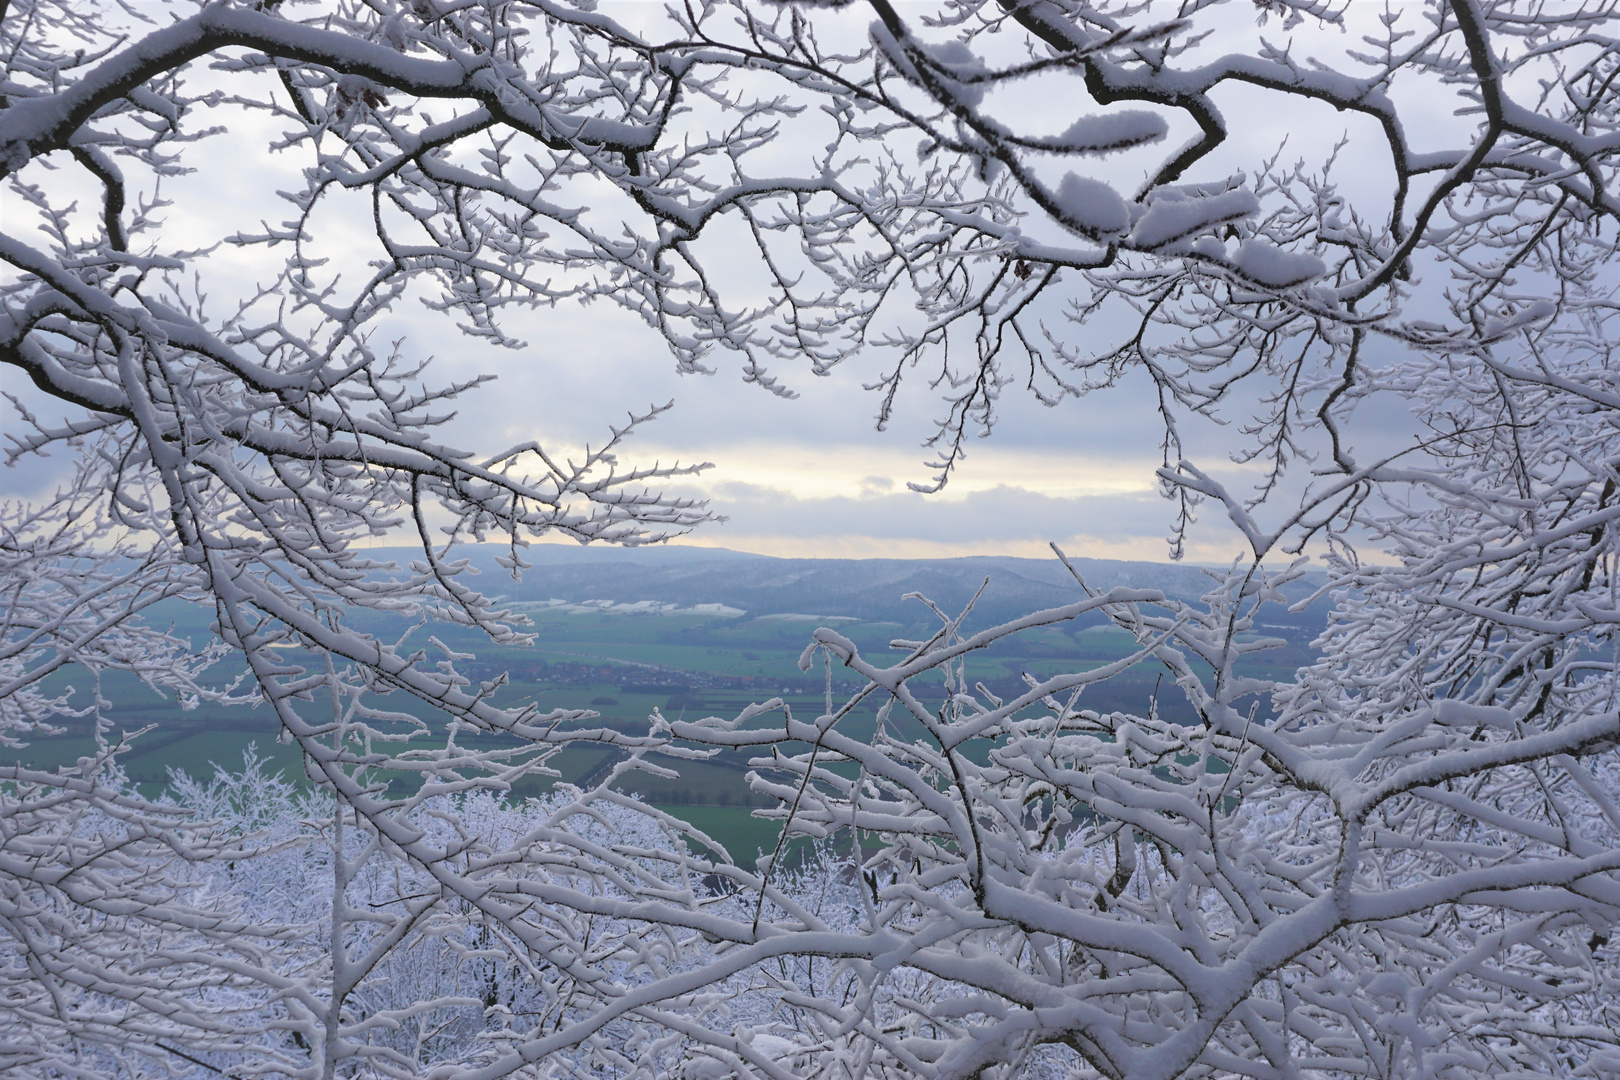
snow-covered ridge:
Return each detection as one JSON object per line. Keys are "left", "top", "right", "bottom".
{"left": 510, "top": 599, "right": 749, "bottom": 617}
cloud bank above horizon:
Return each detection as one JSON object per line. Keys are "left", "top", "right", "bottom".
{"left": 0, "top": 15, "right": 1433, "bottom": 569}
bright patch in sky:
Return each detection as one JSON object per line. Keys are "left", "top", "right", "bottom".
{"left": 658, "top": 442, "right": 1157, "bottom": 502}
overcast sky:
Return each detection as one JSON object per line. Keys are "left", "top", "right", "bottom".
{"left": 0, "top": 2, "right": 1446, "bottom": 566}
{"left": 397, "top": 294, "right": 1196, "bottom": 562}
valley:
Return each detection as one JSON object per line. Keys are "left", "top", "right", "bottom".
{"left": 4, "top": 546, "right": 1328, "bottom": 860}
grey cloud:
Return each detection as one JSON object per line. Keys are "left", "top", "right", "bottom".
{"left": 704, "top": 481, "right": 1173, "bottom": 544}
{"left": 420, "top": 284, "right": 1173, "bottom": 478}
{"left": 858, "top": 475, "right": 894, "bottom": 495}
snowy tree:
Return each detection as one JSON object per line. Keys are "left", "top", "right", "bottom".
{"left": 2, "top": 0, "right": 1620, "bottom": 1077}
{"left": 0, "top": 749, "right": 311, "bottom": 1076}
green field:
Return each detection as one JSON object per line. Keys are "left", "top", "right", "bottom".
{"left": 651, "top": 803, "right": 795, "bottom": 865}
{"left": 2, "top": 599, "right": 1316, "bottom": 858}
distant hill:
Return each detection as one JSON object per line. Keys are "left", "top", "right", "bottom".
{"left": 400, "top": 544, "right": 1331, "bottom": 635}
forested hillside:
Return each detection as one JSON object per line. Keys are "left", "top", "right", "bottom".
{"left": 454, "top": 544, "right": 1328, "bottom": 628}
